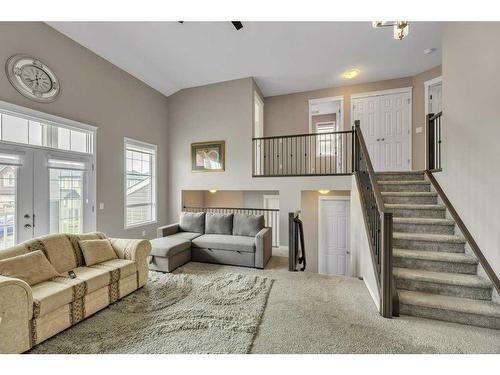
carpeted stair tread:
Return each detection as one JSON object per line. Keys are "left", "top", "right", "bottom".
{"left": 378, "top": 180, "right": 430, "bottom": 185}
{"left": 386, "top": 204, "right": 446, "bottom": 210}
{"left": 393, "top": 217, "right": 455, "bottom": 226}
{"left": 399, "top": 290, "right": 500, "bottom": 318}
{"left": 394, "top": 248, "right": 478, "bottom": 264}
{"left": 381, "top": 192, "right": 437, "bottom": 197}
{"left": 394, "top": 267, "right": 492, "bottom": 288}
{"left": 393, "top": 232, "right": 466, "bottom": 243}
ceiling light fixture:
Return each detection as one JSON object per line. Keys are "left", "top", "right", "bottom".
{"left": 424, "top": 48, "right": 437, "bottom": 55}
{"left": 372, "top": 21, "right": 409, "bottom": 40}
{"left": 208, "top": 189, "right": 217, "bottom": 194}
{"left": 342, "top": 69, "right": 360, "bottom": 79}
{"left": 318, "top": 190, "right": 330, "bottom": 195}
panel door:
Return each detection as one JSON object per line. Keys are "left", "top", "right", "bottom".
{"left": 319, "top": 198, "right": 350, "bottom": 275}
{"left": 0, "top": 146, "right": 34, "bottom": 250}
{"left": 353, "top": 96, "right": 380, "bottom": 170}
{"left": 378, "top": 93, "right": 411, "bottom": 171}
{"left": 429, "top": 83, "right": 442, "bottom": 114}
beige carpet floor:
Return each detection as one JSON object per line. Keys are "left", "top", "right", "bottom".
{"left": 175, "top": 257, "right": 500, "bottom": 354}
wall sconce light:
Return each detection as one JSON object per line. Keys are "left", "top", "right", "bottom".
{"left": 208, "top": 189, "right": 217, "bottom": 194}
{"left": 318, "top": 190, "right": 330, "bottom": 195}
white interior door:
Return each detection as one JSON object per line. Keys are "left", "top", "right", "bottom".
{"left": 254, "top": 92, "right": 264, "bottom": 175}
{"left": 263, "top": 195, "right": 279, "bottom": 246}
{"left": 352, "top": 96, "right": 380, "bottom": 168}
{"left": 318, "top": 197, "right": 350, "bottom": 275}
{"left": 352, "top": 90, "right": 411, "bottom": 171}
{"left": 428, "top": 83, "right": 442, "bottom": 114}
{"left": 378, "top": 93, "right": 411, "bottom": 171}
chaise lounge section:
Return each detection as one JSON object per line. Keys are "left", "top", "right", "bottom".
{"left": 149, "top": 212, "right": 272, "bottom": 272}
{"left": 0, "top": 232, "right": 151, "bottom": 353}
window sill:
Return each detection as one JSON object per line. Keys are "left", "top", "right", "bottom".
{"left": 124, "top": 220, "right": 157, "bottom": 230}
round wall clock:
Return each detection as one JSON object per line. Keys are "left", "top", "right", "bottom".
{"left": 5, "top": 54, "right": 61, "bottom": 103}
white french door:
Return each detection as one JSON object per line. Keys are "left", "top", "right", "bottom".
{"left": 352, "top": 90, "right": 411, "bottom": 171}
{"left": 0, "top": 144, "right": 95, "bottom": 250}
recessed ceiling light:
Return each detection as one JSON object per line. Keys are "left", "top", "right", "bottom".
{"left": 342, "top": 69, "right": 360, "bottom": 79}
{"left": 424, "top": 48, "right": 437, "bottom": 55}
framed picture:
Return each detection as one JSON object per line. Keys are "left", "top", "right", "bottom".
{"left": 191, "top": 140, "right": 225, "bottom": 172}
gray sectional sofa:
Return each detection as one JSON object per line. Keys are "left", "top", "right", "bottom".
{"left": 148, "top": 212, "right": 272, "bottom": 272}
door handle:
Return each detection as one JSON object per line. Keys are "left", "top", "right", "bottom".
{"left": 24, "top": 224, "right": 32, "bottom": 229}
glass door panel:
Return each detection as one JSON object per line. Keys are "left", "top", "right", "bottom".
{"left": 49, "top": 169, "right": 84, "bottom": 234}
{"left": 0, "top": 146, "right": 34, "bottom": 250}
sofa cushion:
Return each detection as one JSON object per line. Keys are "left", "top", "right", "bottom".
{"left": 0, "top": 250, "right": 59, "bottom": 286}
{"left": 179, "top": 212, "right": 205, "bottom": 233}
{"left": 233, "top": 213, "right": 265, "bottom": 237}
{"left": 172, "top": 231, "right": 203, "bottom": 241}
{"left": 192, "top": 234, "right": 256, "bottom": 253}
{"left": 23, "top": 234, "right": 79, "bottom": 273}
{"left": 150, "top": 235, "right": 191, "bottom": 257}
{"left": 79, "top": 239, "right": 118, "bottom": 266}
{"left": 205, "top": 213, "right": 233, "bottom": 235}
{"left": 67, "top": 232, "right": 107, "bottom": 267}
{"left": 31, "top": 280, "right": 75, "bottom": 317}
{"left": 90, "top": 259, "right": 137, "bottom": 280}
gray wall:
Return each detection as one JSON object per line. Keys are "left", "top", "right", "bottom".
{"left": 167, "top": 77, "right": 352, "bottom": 247}
{"left": 264, "top": 68, "right": 442, "bottom": 171}
{"left": 439, "top": 22, "right": 500, "bottom": 275}
{"left": 0, "top": 22, "right": 169, "bottom": 239}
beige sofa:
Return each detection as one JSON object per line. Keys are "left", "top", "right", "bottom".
{"left": 0, "top": 232, "right": 151, "bottom": 354}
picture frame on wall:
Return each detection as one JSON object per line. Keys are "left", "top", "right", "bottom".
{"left": 191, "top": 140, "right": 225, "bottom": 172}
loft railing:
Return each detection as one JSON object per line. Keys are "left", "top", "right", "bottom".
{"left": 427, "top": 111, "right": 442, "bottom": 171}
{"left": 183, "top": 206, "right": 280, "bottom": 247}
{"left": 353, "top": 120, "right": 398, "bottom": 318}
{"left": 252, "top": 130, "right": 354, "bottom": 177}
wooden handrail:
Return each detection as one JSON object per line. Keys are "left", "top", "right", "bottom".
{"left": 353, "top": 120, "right": 396, "bottom": 318}
{"left": 425, "top": 171, "right": 500, "bottom": 295}
{"left": 252, "top": 129, "right": 353, "bottom": 141}
{"left": 354, "top": 121, "right": 387, "bottom": 213}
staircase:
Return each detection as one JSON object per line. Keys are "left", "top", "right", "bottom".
{"left": 377, "top": 171, "right": 500, "bottom": 329}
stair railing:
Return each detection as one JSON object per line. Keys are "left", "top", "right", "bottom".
{"left": 427, "top": 111, "right": 442, "bottom": 171}
{"left": 353, "top": 120, "right": 398, "bottom": 318}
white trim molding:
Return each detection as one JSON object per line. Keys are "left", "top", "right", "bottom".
{"left": 308, "top": 95, "right": 344, "bottom": 134}
{"left": 350, "top": 86, "right": 413, "bottom": 100}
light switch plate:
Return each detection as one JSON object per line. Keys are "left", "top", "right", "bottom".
{"left": 99, "top": 203, "right": 105, "bottom": 210}
{"left": 416, "top": 127, "right": 423, "bottom": 134}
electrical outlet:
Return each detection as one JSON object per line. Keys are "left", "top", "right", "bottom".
{"left": 416, "top": 127, "right": 423, "bottom": 134}
{"left": 141, "top": 230, "right": 146, "bottom": 237}
{"left": 99, "top": 203, "right": 104, "bottom": 210}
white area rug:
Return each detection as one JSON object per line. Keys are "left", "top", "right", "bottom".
{"left": 30, "top": 271, "right": 274, "bottom": 354}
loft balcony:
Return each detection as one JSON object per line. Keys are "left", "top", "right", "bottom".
{"left": 252, "top": 130, "right": 354, "bottom": 177}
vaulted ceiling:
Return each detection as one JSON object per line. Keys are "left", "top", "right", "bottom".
{"left": 48, "top": 22, "right": 442, "bottom": 97}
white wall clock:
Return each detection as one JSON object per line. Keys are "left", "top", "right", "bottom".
{"left": 5, "top": 54, "right": 61, "bottom": 103}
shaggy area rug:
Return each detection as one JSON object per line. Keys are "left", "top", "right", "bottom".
{"left": 30, "top": 271, "right": 274, "bottom": 354}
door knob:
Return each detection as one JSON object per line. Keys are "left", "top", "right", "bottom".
{"left": 24, "top": 224, "right": 32, "bottom": 229}
{"left": 24, "top": 214, "right": 30, "bottom": 219}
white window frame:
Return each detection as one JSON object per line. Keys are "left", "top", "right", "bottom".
{"left": 314, "top": 121, "right": 336, "bottom": 156}
{"left": 124, "top": 137, "right": 157, "bottom": 229}
{"left": 0, "top": 100, "right": 97, "bottom": 233}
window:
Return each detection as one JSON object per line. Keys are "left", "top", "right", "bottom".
{"left": 49, "top": 168, "right": 84, "bottom": 234}
{"left": 315, "top": 121, "right": 336, "bottom": 156}
{"left": 0, "top": 112, "right": 93, "bottom": 154}
{"left": 124, "top": 138, "right": 157, "bottom": 228}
